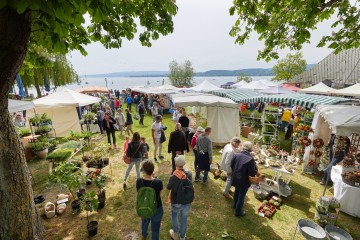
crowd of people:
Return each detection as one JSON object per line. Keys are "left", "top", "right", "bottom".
{"left": 80, "top": 90, "right": 265, "bottom": 240}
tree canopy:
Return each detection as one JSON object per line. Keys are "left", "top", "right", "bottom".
{"left": 272, "top": 52, "right": 307, "bottom": 81}
{"left": 5, "top": 0, "right": 177, "bottom": 55}
{"left": 168, "top": 60, "right": 195, "bottom": 87}
{"left": 237, "top": 72, "right": 252, "bottom": 83}
{"left": 229, "top": 0, "right": 360, "bottom": 61}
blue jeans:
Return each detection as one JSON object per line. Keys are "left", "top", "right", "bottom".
{"left": 124, "top": 158, "right": 141, "bottom": 182}
{"left": 322, "top": 156, "right": 342, "bottom": 182}
{"left": 195, "top": 168, "right": 209, "bottom": 182}
{"left": 171, "top": 204, "right": 191, "bottom": 239}
{"left": 142, "top": 206, "right": 163, "bottom": 240}
{"left": 234, "top": 186, "right": 249, "bottom": 216}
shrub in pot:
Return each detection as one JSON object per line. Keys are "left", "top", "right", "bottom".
{"left": 15, "top": 126, "right": 31, "bottom": 138}
{"left": 29, "top": 114, "right": 41, "bottom": 126}
{"left": 94, "top": 174, "right": 107, "bottom": 209}
{"left": 80, "top": 191, "right": 99, "bottom": 237}
{"left": 29, "top": 141, "right": 50, "bottom": 159}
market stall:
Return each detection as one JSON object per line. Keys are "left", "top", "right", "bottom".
{"left": 185, "top": 80, "right": 221, "bottom": 92}
{"left": 29, "top": 88, "right": 101, "bottom": 137}
{"left": 304, "top": 105, "right": 360, "bottom": 217}
{"left": 171, "top": 93, "right": 240, "bottom": 144}
{"left": 76, "top": 86, "right": 109, "bottom": 94}
{"left": 8, "top": 99, "right": 35, "bottom": 113}
{"left": 332, "top": 83, "right": 360, "bottom": 97}
{"left": 298, "top": 82, "right": 335, "bottom": 95}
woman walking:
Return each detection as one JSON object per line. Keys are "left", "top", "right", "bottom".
{"left": 115, "top": 108, "right": 126, "bottom": 136}
{"left": 125, "top": 108, "right": 134, "bottom": 136}
{"left": 123, "top": 132, "right": 148, "bottom": 189}
{"left": 136, "top": 160, "right": 163, "bottom": 240}
{"left": 102, "top": 111, "right": 116, "bottom": 148}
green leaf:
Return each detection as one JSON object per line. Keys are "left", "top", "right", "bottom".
{"left": 16, "top": 0, "right": 30, "bottom": 14}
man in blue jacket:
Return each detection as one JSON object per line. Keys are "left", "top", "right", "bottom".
{"left": 126, "top": 95, "right": 133, "bottom": 111}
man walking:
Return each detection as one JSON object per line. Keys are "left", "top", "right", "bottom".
{"left": 152, "top": 115, "right": 164, "bottom": 161}
{"left": 167, "top": 155, "right": 194, "bottom": 240}
{"left": 195, "top": 127, "right": 212, "bottom": 184}
{"left": 96, "top": 107, "right": 105, "bottom": 134}
{"left": 231, "top": 141, "right": 263, "bottom": 217}
{"left": 137, "top": 100, "right": 146, "bottom": 125}
{"left": 168, "top": 123, "right": 188, "bottom": 173}
{"left": 126, "top": 95, "right": 133, "bottom": 111}
{"left": 220, "top": 137, "right": 241, "bottom": 199}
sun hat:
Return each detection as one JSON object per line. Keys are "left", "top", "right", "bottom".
{"left": 196, "top": 126, "right": 204, "bottom": 132}
{"left": 175, "top": 155, "right": 186, "bottom": 167}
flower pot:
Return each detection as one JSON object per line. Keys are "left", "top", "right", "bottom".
{"left": 71, "top": 199, "right": 81, "bottom": 211}
{"left": 102, "top": 158, "right": 109, "bottom": 165}
{"left": 97, "top": 161, "right": 104, "bottom": 169}
{"left": 87, "top": 221, "right": 98, "bottom": 237}
{"left": 77, "top": 189, "right": 86, "bottom": 199}
{"left": 35, "top": 149, "right": 48, "bottom": 159}
{"left": 98, "top": 199, "right": 105, "bottom": 209}
{"left": 86, "top": 179, "right": 92, "bottom": 186}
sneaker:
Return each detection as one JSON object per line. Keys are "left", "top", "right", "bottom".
{"left": 169, "top": 229, "right": 179, "bottom": 240}
{"left": 159, "top": 155, "right": 164, "bottom": 160}
{"left": 123, "top": 183, "right": 127, "bottom": 190}
{"left": 223, "top": 193, "right": 233, "bottom": 199}
{"left": 194, "top": 178, "right": 201, "bottom": 182}
{"left": 234, "top": 211, "right": 246, "bottom": 217}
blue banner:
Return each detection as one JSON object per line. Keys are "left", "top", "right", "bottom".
{"left": 16, "top": 74, "right": 26, "bottom": 97}
{"left": 44, "top": 76, "right": 50, "bottom": 92}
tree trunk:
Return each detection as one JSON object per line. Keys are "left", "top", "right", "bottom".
{"left": 0, "top": 7, "right": 44, "bottom": 240}
{"left": 24, "top": 86, "right": 29, "bottom": 97}
{"left": 34, "top": 84, "right": 42, "bottom": 98}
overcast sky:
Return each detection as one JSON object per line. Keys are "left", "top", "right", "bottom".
{"left": 68, "top": 0, "right": 336, "bottom": 75}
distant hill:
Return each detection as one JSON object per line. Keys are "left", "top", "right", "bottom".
{"left": 84, "top": 65, "right": 314, "bottom": 78}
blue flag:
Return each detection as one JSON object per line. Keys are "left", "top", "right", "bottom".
{"left": 16, "top": 74, "right": 26, "bottom": 97}
{"left": 44, "top": 76, "right": 50, "bottom": 92}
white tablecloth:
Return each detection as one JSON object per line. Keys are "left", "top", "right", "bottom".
{"left": 331, "top": 165, "right": 360, "bottom": 218}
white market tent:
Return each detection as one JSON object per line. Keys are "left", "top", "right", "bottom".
{"left": 172, "top": 93, "right": 240, "bottom": 144}
{"left": 298, "top": 82, "right": 335, "bottom": 94}
{"left": 187, "top": 80, "right": 221, "bottom": 92}
{"left": 30, "top": 88, "right": 101, "bottom": 137}
{"left": 132, "top": 85, "right": 181, "bottom": 94}
{"left": 232, "top": 80, "right": 248, "bottom": 88}
{"left": 332, "top": 83, "right": 360, "bottom": 97}
{"left": 259, "top": 85, "right": 295, "bottom": 95}
{"left": 8, "top": 99, "right": 35, "bottom": 113}
{"left": 238, "top": 80, "right": 269, "bottom": 90}
{"left": 258, "top": 79, "right": 279, "bottom": 87}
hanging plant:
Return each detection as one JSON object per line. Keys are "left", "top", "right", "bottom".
{"left": 299, "top": 136, "right": 311, "bottom": 147}
{"left": 315, "top": 150, "right": 322, "bottom": 158}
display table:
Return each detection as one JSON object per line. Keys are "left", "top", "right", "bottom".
{"left": 331, "top": 165, "right": 360, "bottom": 218}
{"left": 81, "top": 123, "right": 100, "bottom": 133}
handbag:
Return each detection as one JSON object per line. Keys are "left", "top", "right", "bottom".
{"left": 114, "top": 123, "right": 120, "bottom": 130}
{"left": 123, "top": 143, "right": 142, "bottom": 164}
{"left": 160, "top": 131, "right": 166, "bottom": 143}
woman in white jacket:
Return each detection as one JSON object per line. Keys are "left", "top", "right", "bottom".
{"left": 115, "top": 108, "right": 126, "bottom": 136}
{"left": 219, "top": 137, "right": 241, "bottom": 199}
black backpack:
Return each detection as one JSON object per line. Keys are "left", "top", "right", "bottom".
{"left": 176, "top": 175, "right": 195, "bottom": 205}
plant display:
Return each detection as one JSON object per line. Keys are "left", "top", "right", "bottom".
{"left": 295, "top": 124, "right": 312, "bottom": 133}
{"left": 263, "top": 125, "right": 275, "bottom": 133}
{"left": 299, "top": 136, "right": 311, "bottom": 147}
{"left": 268, "top": 160, "right": 281, "bottom": 167}
{"left": 15, "top": 127, "right": 31, "bottom": 138}
{"left": 313, "top": 138, "right": 324, "bottom": 148}
{"left": 60, "top": 141, "right": 82, "bottom": 150}
{"left": 29, "top": 141, "right": 49, "bottom": 152}
{"left": 83, "top": 112, "right": 95, "bottom": 123}
{"left": 29, "top": 114, "right": 41, "bottom": 126}
{"left": 34, "top": 125, "right": 52, "bottom": 134}
{"left": 46, "top": 149, "right": 73, "bottom": 161}
{"left": 94, "top": 174, "right": 107, "bottom": 189}
{"left": 264, "top": 113, "right": 277, "bottom": 123}
{"left": 265, "top": 105, "right": 279, "bottom": 112}
{"left": 303, "top": 112, "right": 315, "bottom": 120}
{"left": 40, "top": 113, "right": 52, "bottom": 123}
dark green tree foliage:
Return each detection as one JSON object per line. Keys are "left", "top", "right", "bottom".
{"left": 230, "top": 0, "right": 360, "bottom": 61}
{"left": 272, "top": 52, "right": 307, "bottom": 81}
{"left": 237, "top": 72, "right": 252, "bottom": 83}
{"left": 168, "top": 60, "right": 195, "bottom": 87}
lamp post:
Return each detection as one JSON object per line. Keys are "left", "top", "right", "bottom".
{"left": 104, "top": 78, "right": 108, "bottom": 88}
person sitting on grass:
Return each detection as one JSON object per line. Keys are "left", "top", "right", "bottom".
{"left": 136, "top": 160, "right": 163, "bottom": 240}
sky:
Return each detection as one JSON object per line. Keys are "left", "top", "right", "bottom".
{"left": 67, "top": 0, "right": 336, "bottom": 75}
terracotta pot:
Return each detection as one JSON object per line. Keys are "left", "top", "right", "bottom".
{"left": 35, "top": 149, "right": 48, "bottom": 159}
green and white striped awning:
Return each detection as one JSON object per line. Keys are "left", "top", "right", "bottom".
{"left": 242, "top": 93, "right": 353, "bottom": 108}
{"left": 210, "top": 89, "right": 265, "bottom": 103}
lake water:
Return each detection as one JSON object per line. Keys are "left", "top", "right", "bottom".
{"left": 28, "top": 76, "right": 274, "bottom": 95}
{"left": 65, "top": 76, "right": 273, "bottom": 91}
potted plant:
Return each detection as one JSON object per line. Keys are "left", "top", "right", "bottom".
{"left": 49, "top": 162, "right": 88, "bottom": 211}
{"left": 29, "top": 114, "right": 41, "bottom": 126}
{"left": 80, "top": 191, "right": 99, "bottom": 237}
{"left": 29, "top": 141, "right": 50, "bottom": 159}
{"left": 15, "top": 126, "right": 31, "bottom": 138}
{"left": 83, "top": 112, "right": 95, "bottom": 124}
{"left": 94, "top": 174, "right": 107, "bottom": 209}
{"left": 40, "top": 113, "right": 52, "bottom": 125}
{"left": 34, "top": 125, "right": 52, "bottom": 135}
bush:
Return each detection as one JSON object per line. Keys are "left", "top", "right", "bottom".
{"left": 47, "top": 149, "right": 73, "bottom": 161}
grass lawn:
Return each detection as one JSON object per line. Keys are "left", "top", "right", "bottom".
{"left": 28, "top": 109, "right": 360, "bottom": 240}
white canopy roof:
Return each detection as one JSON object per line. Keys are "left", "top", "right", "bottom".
{"left": 298, "top": 82, "right": 335, "bottom": 94}
{"left": 8, "top": 99, "right": 35, "bottom": 113}
{"left": 258, "top": 79, "right": 279, "bottom": 87}
{"left": 315, "top": 105, "right": 360, "bottom": 136}
{"left": 259, "top": 85, "right": 295, "bottom": 94}
{"left": 132, "top": 85, "right": 181, "bottom": 94}
{"left": 171, "top": 93, "right": 239, "bottom": 108}
{"left": 188, "top": 80, "right": 221, "bottom": 92}
{"left": 332, "top": 83, "right": 360, "bottom": 97}
{"left": 232, "top": 80, "right": 248, "bottom": 88}
{"left": 33, "top": 88, "right": 101, "bottom": 108}
{"left": 238, "top": 80, "right": 269, "bottom": 90}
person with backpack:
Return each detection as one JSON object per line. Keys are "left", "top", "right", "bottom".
{"left": 123, "top": 132, "right": 148, "bottom": 190}
{"left": 136, "top": 160, "right": 163, "bottom": 240}
{"left": 166, "top": 155, "right": 194, "bottom": 240}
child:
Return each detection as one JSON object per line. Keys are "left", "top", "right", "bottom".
{"left": 123, "top": 136, "right": 130, "bottom": 153}
{"left": 141, "top": 137, "right": 150, "bottom": 160}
